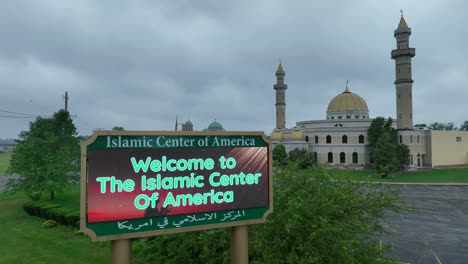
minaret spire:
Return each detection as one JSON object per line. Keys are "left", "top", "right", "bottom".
{"left": 391, "top": 13, "right": 416, "bottom": 130}
{"left": 274, "top": 62, "right": 287, "bottom": 129}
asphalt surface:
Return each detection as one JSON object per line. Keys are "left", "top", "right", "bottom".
{"left": 384, "top": 184, "right": 468, "bottom": 264}
{"left": 0, "top": 176, "right": 467, "bottom": 263}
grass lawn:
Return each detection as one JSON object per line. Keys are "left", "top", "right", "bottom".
{"left": 331, "top": 167, "right": 468, "bottom": 183}
{"left": 50, "top": 184, "right": 81, "bottom": 210}
{"left": 0, "top": 191, "right": 110, "bottom": 264}
{"left": 0, "top": 153, "right": 11, "bottom": 174}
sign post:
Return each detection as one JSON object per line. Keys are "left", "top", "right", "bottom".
{"left": 231, "top": 225, "right": 248, "bottom": 264}
{"left": 111, "top": 239, "right": 131, "bottom": 264}
{"left": 80, "top": 131, "right": 272, "bottom": 263}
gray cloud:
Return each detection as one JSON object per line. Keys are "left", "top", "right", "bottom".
{"left": 1, "top": 0, "right": 467, "bottom": 138}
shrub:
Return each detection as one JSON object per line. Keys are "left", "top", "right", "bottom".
{"left": 287, "top": 148, "right": 315, "bottom": 169}
{"left": 40, "top": 204, "right": 63, "bottom": 218}
{"left": 133, "top": 229, "right": 230, "bottom": 264}
{"left": 23, "top": 201, "right": 58, "bottom": 216}
{"left": 273, "top": 144, "right": 287, "bottom": 165}
{"left": 23, "top": 201, "right": 79, "bottom": 228}
{"left": 64, "top": 211, "right": 80, "bottom": 227}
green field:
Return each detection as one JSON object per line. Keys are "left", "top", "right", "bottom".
{"left": 0, "top": 191, "right": 109, "bottom": 264}
{"left": 51, "top": 184, "right": 81, "bottom": 209}
{"left": 0, "top": 153, "right": 11, "bottom": 174}
{"left": 330, "top": 167, "right": 468, "bottom": 183}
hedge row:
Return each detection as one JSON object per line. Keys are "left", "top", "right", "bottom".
{"left": 23, "top": 200, "right": 80, "bottom": 228}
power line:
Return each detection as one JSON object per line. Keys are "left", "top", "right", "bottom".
{"left": 0, "top": 109, "right": 37, "bottom": 117}
{"left": 0, "top": 115, "right": 37, "bottom": 118}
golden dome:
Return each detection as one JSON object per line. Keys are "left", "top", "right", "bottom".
{"left": 289, "top": 127, "right": 305, "bottom": 140}
{"left": 327, "top": 87, "right": 368, "bottom": 113}
{"left": 271, "top": 128, "right": 284, "bottom": 140}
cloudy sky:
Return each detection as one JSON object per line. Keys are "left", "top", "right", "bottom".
{"left": 1, "top": 0, "right": 467, "bottom": 138}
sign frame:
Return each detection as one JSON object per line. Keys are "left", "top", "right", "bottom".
{"left": 80, "top": 130, "right": 273, "bottom": 242}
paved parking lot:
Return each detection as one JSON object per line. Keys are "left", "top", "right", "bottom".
{"left": 384, "top": 184, "right": 468, "bottom": 264}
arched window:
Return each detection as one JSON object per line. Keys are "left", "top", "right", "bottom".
{"left": 417, "top": 135, "right": 420, "bottom": 143}
{"left": 358, "top": 135, "right": 364, "bottom": 144}
{"left": 399, "top": 135, "right": 402, "bottom": 144}
{"left": 326, "top": 135, "right": 331, "bottom": 144}
{"left": 313, "top": 152, "right": 318, "bottom": 162}
{"left": 342, "top": 135, "right": 348, "bottom": 144}
{"left": 370, "top": 152, "right": 374, "bottom": 164}
{"left": 328, "top": 152, "right": 333, "bottom": 163}
{"left": 305, "top": 136, "right": 309, "bottom": 142}
{"left": 340, "top": 152, "right": 346, "bottom": 163}
{"left": 352, "top": 152, "right": 358, "bottom": 164}
{"left": 315, "top": 135, "right": 319, "bottom": 144}
{"left": 410, "top": 135, "right": 413, "bottom": 143}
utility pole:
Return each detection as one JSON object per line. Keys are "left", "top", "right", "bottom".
{"left": 64, "top": 92, "right": 69, "bottom": 112}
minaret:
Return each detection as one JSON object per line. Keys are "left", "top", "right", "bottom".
{"left": 274, "top": 63, "right": 287, "bottom": 129}
{"left": 391, "top": 13, "right": 416, "bottom": 130}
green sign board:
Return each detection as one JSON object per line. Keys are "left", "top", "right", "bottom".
{"left": 80, "top": 131, "right": 273, "bottom": 242}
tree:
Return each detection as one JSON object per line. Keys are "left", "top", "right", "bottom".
{"left": 367, "top": 117, "right": 386, "bottom": 146}
{"left": 368, "top": 117, "right": 407, "bottom": 174}
{"left": 383, "top": 117, "right": 394, "bottom": 134}
{"left": 428, "top": 122, "right": 444, "bottom": 130}
{"left": 373, "top": 132, "right": 398, "bottom": 177}
{"left": 112, "top": 126, "right": 125, "bottom": 131}
{"left": 287, "top": 148, "right": 314, "bottom": 169}
{"left": 7, "top": 109, "right": 79, "bottom": 200}
{"left": 414, "top": 123, "right": 427, "bottom": 129}
{"left": 272, "top": 144, "right": 287, "bottom": 165}
{"left": 459, "top": 121, "right": 468, "bottom": 131}
{"left": 396, "top": 144, "right": 410, "bottom": 168}
{"left": 429, "top": 122, "right": 457, "bottom": 131}
{"left": 368, "top": 117, "right": 395, "bottom": 143}
{"left": 445, "top": 122, "right": 457, "bottom": 131}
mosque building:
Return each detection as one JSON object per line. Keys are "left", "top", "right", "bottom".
{"left": 178, "top": 119, "right": 225, "bottom": 132}
{"left": 271, "top": 15, "right": 468, "bottom": 168}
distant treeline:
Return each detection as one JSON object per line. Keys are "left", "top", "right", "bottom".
{"left": 0, "top": 138, "right": 16, "bottom": 144}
